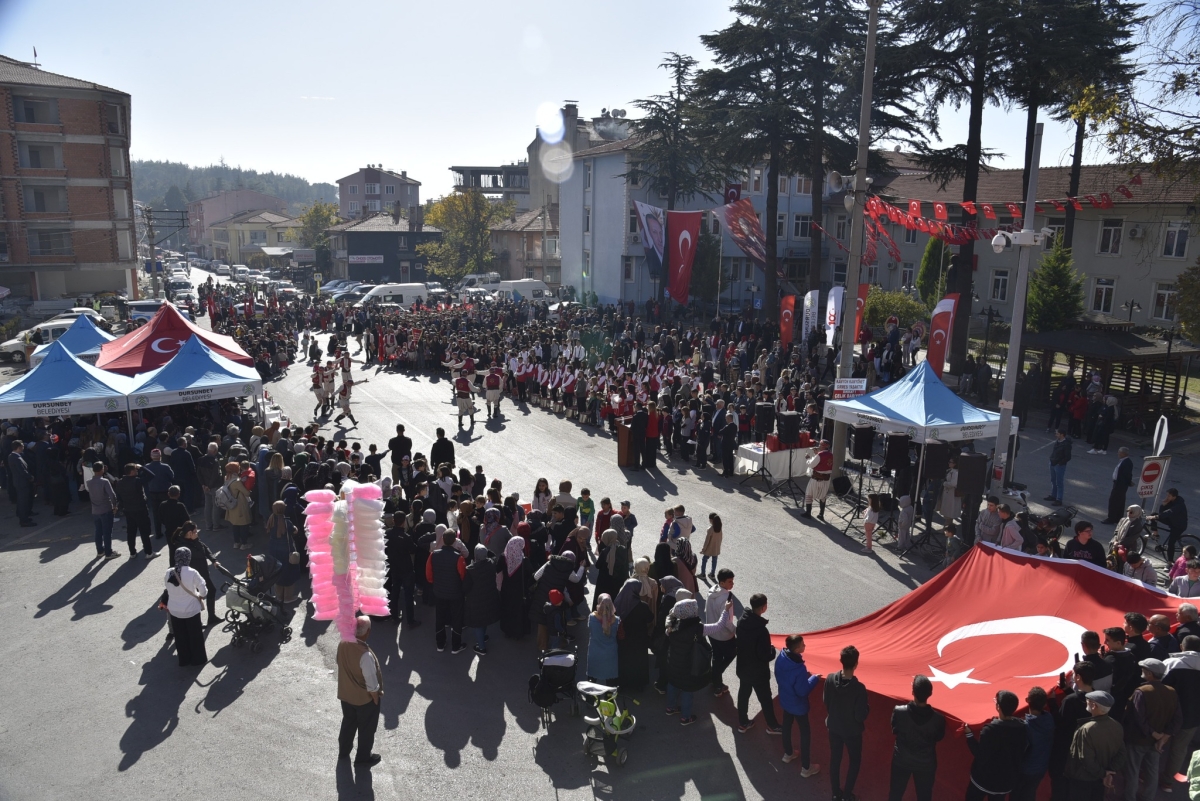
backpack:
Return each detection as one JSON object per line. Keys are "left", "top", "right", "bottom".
{"left": 690, "top": 635, "right": 714, "bottom": 680}
{"left": 214, "top": 482, "right": 236, "bottom": 511}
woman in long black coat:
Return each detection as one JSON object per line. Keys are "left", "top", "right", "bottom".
{"left": 593, "top": 529, "right": 629, "bottom": 609}
{"left": 499, "top": 535, "right": 532, "bottom": 639}
{"left": 614, "top": 578, "right": 653, "bottom": 692}
{"left": 462, "top": 544, "right": 502, "bottom": 654}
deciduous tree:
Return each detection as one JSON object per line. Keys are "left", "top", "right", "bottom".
{"left": 418, "top": 191, "right": 514, "bottom": 283}
{"left": 295, "top": 201, "right": 339, "bottom": 272}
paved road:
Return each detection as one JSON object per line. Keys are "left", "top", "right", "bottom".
{"left": 2, "top": 266, "right": 1197, "bottom": 800}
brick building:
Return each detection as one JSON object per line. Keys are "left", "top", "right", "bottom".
{"left": 0, "top": 54, "right": 135, "bottom": 299}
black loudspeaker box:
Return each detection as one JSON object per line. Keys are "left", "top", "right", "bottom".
{"left": 922, "top": 440, "right": 951, "bottom": 480}
{"left": 755, "top": 402, "right": 775, "bottom": 438}
{"left": 884, "top": 433, "right": 911, "bottom": 471}
{"left": 957, "top": 451, "right": 989, "bottom": 495}
{"left": 851, "top": 425, "right": 874, "bottom": 460}
{"left": 777, "top": 411, "right": 801, "bottom": 443}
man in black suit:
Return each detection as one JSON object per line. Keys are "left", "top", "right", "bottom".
{"left": 628, "top": 403, "right": 648, "bottom": 471}
{"left": 1103, "top": 447, "right": 1134, "bottom": 524}
{"left": 7, "top": 440, "right": 35, "bottom": 526}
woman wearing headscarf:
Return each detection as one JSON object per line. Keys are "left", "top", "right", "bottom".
{"left": 673, "top": 537, "right": 699, "bottom": 594}
{"left": 587, "top": 594, "right": 620, "bottom": 685}
{"left": 1113, "top": 504, "right": 1146, "bottom": 558}
{"left": 664, "top": 594, "right": 735, "bottom": 725}
{"left": 499, "top": 534, "right": 532, "bottom": 639}
{"left": 632, "top": 556, "right": 659, "bottom": 618}
{"left": 593, "top": 529, "right": 629, "bottom": 609}
{"left": 463, "top": 544, "right": 502, "bottom": 655}
{"left": 480, "top": 507, "right": 511, "bottom": 556}
{"left": 615, "top": 578, "right": 653, "bottom": 692}
{"left": 609, "top": 513, "right": 630, "bottom": 553}
{"left": 652, "top": 577, "right": 685, "bottom": 694}
{"left": 649, "top": 542, "right": 674, "bottom": 582}
{"left": 265, "top": 500, "right": 304, "bottom": 603}
{"left": 161, "top": 546, "right": 208, "bottom": 667}
{"left": 169, "top": 522, "right": 219, "bottom": 626}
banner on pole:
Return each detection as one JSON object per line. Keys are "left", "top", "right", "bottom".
{"left": 825, "top": 286, "right": 844, "bottom": 348}
{"left": 853, "top": 282, "right": 870, "bottom": 338}
{"left": 718, "top": 198, "right": 767, "bottom": 266}
{"left": 801, "top": 289, "right": 819, "bottom": 345}
{"left": 925, "top": 293, "right": 959, "bottom": 378}
{"left": 780, "top": 295, "right": 796, "bottom": 349}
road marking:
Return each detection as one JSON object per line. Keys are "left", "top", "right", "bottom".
{"left": 4, "top": 515, "right": 76, "bottom": 547}
{"left": 355, "top": 385, "right": 433, "bottom": 445}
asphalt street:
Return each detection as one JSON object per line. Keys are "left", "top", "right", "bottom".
{"left": 2, "top": 266, "right": 1197, "bottom": 800}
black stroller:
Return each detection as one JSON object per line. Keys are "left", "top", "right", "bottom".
{"left": 214, "top": 554, "right": 293, "bottom": 652}
{"left": 528, "top": 648, "right": 579, "bottom": 726}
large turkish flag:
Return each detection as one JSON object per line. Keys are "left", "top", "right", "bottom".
{"left": 665, "top": 210, "right": 702, "bottom": 304}
{"left": 779, "top": 295, "right": 795, "bottom": 348}
{"left": 924, "top": 292, "right": 958, "bottom": 378}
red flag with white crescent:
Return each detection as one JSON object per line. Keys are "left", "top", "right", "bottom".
{"left": 925, "top": 293, "right": 959, "bottom": 378}
{"left": 908, "top": 200, "right": 921, "bottom": 217}
{"left": 933, "top": 201, "right": 948, "bottom": 220}
{"left": 724, "top": 183, "right": 741, "bottom": 204}
{"left": 665, "top": 210, "right": 703, "bottom": 304}
{"left": 780, "top": 295, "right": 796, "bottom": 348}
{"left": 853, "top": 282, "right": 870, "bottom": 337}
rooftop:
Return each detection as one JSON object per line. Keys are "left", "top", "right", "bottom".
{"left": 209, "top": 209, "right": 294, "bottom": 227}
{"left": 338, "top": 166, "right": 420, "bottom": 186}
{"left": 1021, "top": 328, "right": 1200, "bottom": 362}
{"left": 492, "top": 206, "right": 559, "bottom": 233}
{"left": 327, "top": 213, "right": 442, "bottom": 234}
{"left": 0, "top": 54, "right": 125, "bottom": 95}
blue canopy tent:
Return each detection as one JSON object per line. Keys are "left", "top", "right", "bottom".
{"left": 0, "top": 340, "right": 134, "bottom": 419}
{"left": 127, "top": 335, "right": 262, "bottom": 412}
{"left": 29, "top": 315, "right": 116, "bottom": 368}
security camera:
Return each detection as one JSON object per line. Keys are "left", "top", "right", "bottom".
{"left": 1040, "top": 227, "right": 1054, "bottom": 238}
{"left": 991, "top": 233, "right": 1009, "bottom": 254}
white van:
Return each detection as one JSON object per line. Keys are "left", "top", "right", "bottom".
{"left": 494, "top": 279, "right": 553, "bottom": 302}
{"left": 355, "top": 283, "right": 429, "bottom": 307}
{"left": 456, "top": 272, "right": 501, "bottom": 292}
{"left": 233, "top": 264, "right": 250, "bottom": 283}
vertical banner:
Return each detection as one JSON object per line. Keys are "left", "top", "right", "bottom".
{"left": 801, "top": 289, "right": 819, "bottom": 345}
{"left": 634, "top": 201, "right": 666, "bottom": 278}
{"left": 925, "top": 293, "right": 959, "bottom": 378}
{"left": 825, "top": 285, "right": 844, "bottom": 347}
{"left": 853, "top": 282, "right": 870, "bottom": 338}
{"left": 780, "top": 295, "right": 796, "bottom": 348}
{"left": 665, "top": 210, "right": 702, "bottom": 304}
{"left": 718, "top": 197, "right": 767, "bottom": 265}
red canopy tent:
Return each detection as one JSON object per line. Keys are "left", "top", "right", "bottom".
{"left": 95, "top": 303, "right": 253, "bottom": 376}
{"left": 771, "top": 545, "right": 1182, "bottom": 799}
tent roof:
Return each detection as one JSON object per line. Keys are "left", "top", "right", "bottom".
{"left": 775, "top": 544, "right": 1180, "bottom": 725}
{"left": 32, "top": 315, "right": 115, "bottom": 359}
{"left": 823, "top": 361, "right": 1003, "bottom": 442}
{"left": 0, "top": 340, "right": 133, "bottom": 416}
{"left": 95, "top": 303, "right": 252, "bottom": 376}
{"left": 128, "top": 336, "right": 261, "bottom": 408}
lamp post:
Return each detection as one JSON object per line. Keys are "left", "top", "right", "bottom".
{"left": 1121, "top": 299, "right": 1142, "bottom": 321}
{"left": 831, "top": 0, "right": 883, "bottom": 474}
{"left": 977, "top": 302, "right": 1002, "bottom": 363}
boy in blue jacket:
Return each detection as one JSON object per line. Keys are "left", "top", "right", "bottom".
{"left": 774, "top": 633, "right": 821, "bottom": 777}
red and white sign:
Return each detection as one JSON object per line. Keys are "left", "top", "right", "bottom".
{"left": 1138, "top": 455, "right": 1171, "bottom": 498}
{"left": 833, "top": 378, "right": 868, "bottom": 400}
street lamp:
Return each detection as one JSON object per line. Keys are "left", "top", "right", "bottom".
{"left": 831, "top": 0, "right": 884, "bottom": 474}
{"left": 1121, "top": 299, "right": 1142, "bottom": 321}
{"left": 977, "top": 304, "right": 1003, "bottom": 363}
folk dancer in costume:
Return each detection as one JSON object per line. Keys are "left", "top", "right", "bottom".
{"left": 320, "top": 360, "right": 337, "bottom": 416}
{"left": 333, "top": 377, "right": 367, "bottom": 427}
{"left": 455, "top": 369, "right": 476, "bottom": 429}
{"left": 312, "top": 362, "right": 329, "bottom": 418}
{"left": 560, "top": 367, "right": 577, "bottom": 417}
{"left": 483, "top": 366, "right": 503, "bottom": 419}
{"left": 801, "top": 439, "right": 834, "bottom": 520}
{"left": 338, "top": 349, "right": 353, "bottom": 384}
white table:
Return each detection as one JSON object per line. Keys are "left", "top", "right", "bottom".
{"left": 734, "top": 443, "right": 812, "bottom": 480}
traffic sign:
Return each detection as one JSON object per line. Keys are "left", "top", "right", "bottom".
{"left": 1154, "top": 415, "right": 1169, "bottom": 457}
{"left": 1138, "top": 455, "right": 1171, "bottom": 498}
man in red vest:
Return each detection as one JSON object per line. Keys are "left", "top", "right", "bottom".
{"left": 455, "top": 369, "right": 475, "bottom": 429}
{"left": 484, "top": 367, "right": 503, "bottom": 419}
{"left": 801, "top": 439, "right": 834, "bottom": 520}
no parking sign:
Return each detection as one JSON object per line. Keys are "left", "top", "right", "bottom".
{"left": 1138, "top": 456, "right": 1171, "bottom": 498}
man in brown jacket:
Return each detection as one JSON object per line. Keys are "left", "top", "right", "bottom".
{"left": 1066, "top": 691, "right": 1125, "bottom": 800}
{"left": 337, "top": 615, "right": 383, "bottom": 767}
{"left": 1122, "top": 658, "right": 1181, "bottom": 801}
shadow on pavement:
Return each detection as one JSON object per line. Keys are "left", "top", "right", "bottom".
{"left": 336, "top": 758, "right": 374, "bottom": 800}
{"left": 35, "top": 556, "right": 106, "bottom": 618}
{"left": 118, "top": 649, "right": 198, "bottom": 771}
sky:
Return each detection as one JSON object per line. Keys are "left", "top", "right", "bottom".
{"left": 0, "top": 0, "right": 1114, "bottom": 200}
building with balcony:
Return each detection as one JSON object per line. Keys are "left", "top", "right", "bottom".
{"left": 207, "top": 209, "right": 295, "bottom": 265}
{"left": 451, "top": 163, "right": 530, "bottom": 210}
{"left": 326, "top": 211, "right": 442, "bottom": 283}
{"left": 186, "top": 189, "right": 287, "bottom": 260}
{"left": 0, "top": 54, "right": 135, "bottom": 299}
{"left": 491, "top": 205, "right": 560, "bottom": 287}
{"left": 337, "top": 165, "right": 419, "bottom": 220}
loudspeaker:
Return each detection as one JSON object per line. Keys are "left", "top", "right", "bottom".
{"left": 755, "top": 402, "right": 775, "bottom": 439}
{"left": 957, "top": 452, "right": 989, "bottom": 495}
{"left": 922, "top": 440, "right": 951, "bottom": 480}
{"left": 832, "top": 475, "right": 852, "bottom": 497}
{"left": 884, "top": 433, "right": 911, "bottom": 471}
{"left": 851, "top": 425, "right": 874, "bottom": 460}
{"left": 777, "top": 411, "right": 801, "bottom": 443}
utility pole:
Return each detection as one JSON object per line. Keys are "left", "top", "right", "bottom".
{"left": 145, "top": 207, "right": 158, "bottom": 299}
{"left": 831, "top": 0, "right": 882, "bottom": 473}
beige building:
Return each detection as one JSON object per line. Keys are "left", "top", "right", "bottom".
{"left": 187, "top": 189, "right": 287, "bottom": 260}
{"left": 491, "top": 205, "right": 560, "bottom": 287}
{"left": 208, "top": 209, "right": 294, "bottom": 265}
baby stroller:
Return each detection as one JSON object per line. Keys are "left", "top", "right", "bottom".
{"left": 528, "top": 648, "right": 579, "bottom": 726}
{"left": 577, "top": 681, "right": 637, "bottom": 768}
{"left": 214, "top": 554, "right": 293, "bottom": 652}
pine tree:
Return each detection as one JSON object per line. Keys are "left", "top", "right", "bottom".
{"left": 1026, "top": 238, "right": 1084, "bottom": 332}
{"left": 916, "top": 237, "right": 950, "bottom": 310}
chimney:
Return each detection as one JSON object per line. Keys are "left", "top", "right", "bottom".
{"left": 391, "top": 204, "right": 401, "bottom": 224}
{"left": 562, "top": 103, "right": 579, "bottom": 144}
{"left": 409, "top": 206, "right": 424, "bottom": 233}
{"left": 401, "top": 171, "right": 407, "bottom": 178}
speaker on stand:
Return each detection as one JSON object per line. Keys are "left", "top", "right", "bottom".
{"left": 957, "top": 451, "right": 989, "bottom": 545}
{"left": 741, "top": 402, "right": 776, "bottom": 488}
{"left": 777, "top": 411, "right": 801, "bottom": 445}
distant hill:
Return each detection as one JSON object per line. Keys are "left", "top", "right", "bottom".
{"left": 132, "top": 159, "right": 338, "bottom": 215}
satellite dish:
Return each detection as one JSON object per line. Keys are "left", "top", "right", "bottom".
{"left": 893, "top": 144, "right": 902, "bottom": 152}
{"left": 827, "top": 171, "right": 845, "bottom": 193}
{"left": 614, "top": 109, "right": 626, "bottom": 118}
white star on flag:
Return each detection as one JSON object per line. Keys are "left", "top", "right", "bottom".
{"left": 927, "top": 666, "right": 989, "bottom": 689}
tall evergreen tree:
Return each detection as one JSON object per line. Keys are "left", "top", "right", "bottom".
{"left": 916, "top": 236, "right": 950, "bottom": 310}
{"left": 1027, "top": 238, "right": 1084, "bottom": 332}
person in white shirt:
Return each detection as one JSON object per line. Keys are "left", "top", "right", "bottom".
{"left": 162, "top": 546, "right": 208, "bottom": 667}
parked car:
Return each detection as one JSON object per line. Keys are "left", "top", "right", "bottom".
{"left": 216, "top": 263, "right": 231, "bottom": 276}
{"left": 1, "top": 319, "right": 75, "bottom": 362}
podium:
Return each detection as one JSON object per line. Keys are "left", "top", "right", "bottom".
{"left": 616, "top": 418, "right": 634, "bottom": 467}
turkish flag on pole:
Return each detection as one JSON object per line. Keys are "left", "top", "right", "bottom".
{"left": 925, "top": 293, "right": 958, "bottom": 378}
{"left": 933, "top": 202, "right": 948, "bottom": 220}
{"left": 665, "top": 210, "right": 703, "bottom": 304}
{"left": 780, "top": 295, "right": 796, "bottom": 348}
{"left": 961, "top": 201, "right": 977, "bottom": 216}
{"left": 724, "top": 183, "right": 741, "bottom": 203}
{"left": 908, "top": 200, "right": 921, "bottom": 217}
{"left": 853, "top": 283, "right": 870, "bottom": 336}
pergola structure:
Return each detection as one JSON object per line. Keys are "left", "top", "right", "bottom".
{"left": 1022, "top": 316, "right": 1198, "bottom": 417}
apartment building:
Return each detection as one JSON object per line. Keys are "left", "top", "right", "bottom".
{"left": 186, "top": 189, "right": 287, "bottom": 259}
{"left": 491, "top": 205, "right": 560, "bottom": 286}
{"left": 337, "top": 165, "right": 419, "bottom": 219}
{"left": 326, "top": 211, "right": 441, "bottom": 283}
{"left": 0, "top": 54, "right": 135, "bottom": 299}
{"left": 207, "top": 209, "right": 294, "bottom": 265}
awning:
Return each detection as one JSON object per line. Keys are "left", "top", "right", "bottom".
{"left": 127, "top": 336, "right": 263, "bottom": 409}
{"left": 0, "top": 340, "right": 133, "bottom": 417}
{"left": 96, "top": 302, "right": 252, "bottom": 376}
{"left": 30, "top": 315, "right": 115, "bottom": 367}
{"left": 259, "top": 247, "right": 293, "bottom": 257}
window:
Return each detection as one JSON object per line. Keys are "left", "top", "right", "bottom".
{"left": 833, "top": 261, "right": 847, "bottom": 285}
{"left": 349, "top": 201, "right": 359, "bottom": 213}
{"left": 545, "top": 266, "right": 560, "bottom": 284}
{"left": 901, "top": 262, "right": 914, "bottom": 286}
{"left": 751, "top": 168, "right": 762, "bottom": 193}
{"left": 866, "top": 263, "right": 878, "bottom": 284}
{"left": 110, "top": 147, "right": 125, "bottom": 177}
{"left": 112, "top": 188, "right": 129, "bottom": 219}
{"left": 711, "top": 214, "right": 720, "bottom": 236}
{"left": 582, "top": 250, "right": 591, "bottom": 276}
{"left": 277, "top": 232, "right": 286, "bottom": 243}
{"left": 1099, "top": 218, "right": 1123, "bottom": 254}
{"left": 213, "top": 229, "right": 229, "bottom": 242}
{"left": 904, "top": 227, "right": 917, "bottom": 245}
{"left": 545, "top": 236, "right": 559, "bottom": 256}
{"left": 23, "top": 186, "right": 67, "bottom": 213}
{"left": 1091, "top": 277, "right": 1115, "bottom": 313}
{"left": 793, "top": 214, "right": 811, "bottom": 239}
{"left": 526, "top": 266, "right": 536, "bottom": 279}
{"left": 18, "top": 143, "right": 57, "bottom": 169}
{"left": 1045, "top": 217, "right": 1064, "bottom": 249}
{"left": 1153, "top": 282, "right": 1177, "bottom": 320}
{"left": 785, "top": 259, "right": 808, "bottom": 280}
{"left": 13, "top": 97, "right": 58, "bottom": 124}
{"left": 385, "top": 185, "right": 395, "bottom": 195}
{"left": 364, "top": 199, "right": 381, "bottom": 212}
{"left": 779, "top": 175, "right": 789, "bottom": 194}
{"left": 991, "top": 269, "right": 1010, "bottom": 302}
{"left": 729, "top": 258, "right": 740, "bottom": 280}
{"left": 26, "top": 229, "right": 71, "bottom": 255}
{"left": 0, "top": 232, "right": 8, "bottom": 262}
{"left": 104, "top": 103, "right": 123, "bottom": 134}
{"left": 777, "top": 213, "right": 786, "bottom": 237}
{"left": 796, "top": 177, "right": 812, "bottom": 195}
{"left": 397, "top": 236, "right": 407, "bottom": 249}
{"left": 116, "top": 229, "right": 132, "bottom": 261}
{"left": 623, "top": 256, "right": 633, "bottom": 282}
{"left": 348, "top": 185, "right": 359, "bottom": 195}
{"left": 583, "top": 207, "right": 590, "bottom": 233}
{"left": 364, "top": 183, "right": 380, "bottom": 194}
{"left": 629, "top": 206, "right": 639, "bottom": 234}
{"left": 835, "top": 215, "right": 847, "bottom": 240}
{"left": 585, "top": 163, "right": 592, "bottom": 189}
{"left": 1164, "top": 222, "right": 1190, "bottom": 259}
{"left": 744, "top": 260, "right": 753, "bottom": 279}
{"left": 249, "top": 230, "right": 266, "bottom": 243}
{"left": 629, "top": 162, "right": 640, "bottom": 187}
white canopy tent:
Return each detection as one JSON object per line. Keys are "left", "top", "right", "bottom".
{"left": 0, "top": 340, "right": 134, "bottom": 418}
